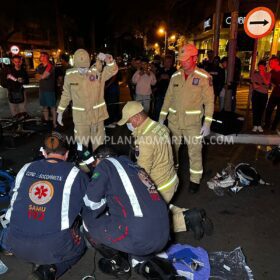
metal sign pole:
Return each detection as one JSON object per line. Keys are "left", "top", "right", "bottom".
{"left": 245, "top": 38, "right": 258, "bottom": 129}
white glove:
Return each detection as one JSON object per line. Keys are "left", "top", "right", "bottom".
{"left": 159, "top": 119, "right": 164, "bottom": 125}
{"left": 97, "top": 52, "right": 106, "bottom": 61}
{"left": 200, "top": 123, "right": 211, "bottom": 137}
{"left": 57, "top": 112, "right": 64, "bottom": 126}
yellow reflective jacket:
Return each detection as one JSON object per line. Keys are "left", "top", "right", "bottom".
{"left": 159, "top": 67, "right": 214, "bottom": 129}
{"left": 57, "top": 61, "right": 118, "bottom": 125}
{"left": 133, "top": 117, "right": 179, "bottom": 192}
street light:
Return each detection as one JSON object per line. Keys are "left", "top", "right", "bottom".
{"left": 158, "top": 27, "right": 167, "bottom": 55}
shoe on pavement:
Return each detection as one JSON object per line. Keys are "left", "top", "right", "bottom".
{"left": 98, "top": 255, "right": 131, "bottom": 280}
{"left": 184, "top": 208, "right": 214, "bottom": 240}
{"left": 184, "top": 208, "right": 205, "bottom": 240}
{"left": 188, "top": 181, "right": 200, "bottom": 194}
{"left": 252, "top": 126, "right": 258, "bottom": 132}
{"left": 27, "top": 265, "right": 56, "bottom": 280}
{"left": 257, "top": 126, "right": 263, "bottom": 133}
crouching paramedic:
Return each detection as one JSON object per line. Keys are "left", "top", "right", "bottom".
{"left": 82, "top": 145, "right": 170, "bottom": 279}
{"left": 57, "top": 49, "right": 118, "bottom": 150}
{"left": 0, "top": 132, "right": 89, "bottom": 279}
{"left": 118, "top": 101, "right": 213, "bottom": 239}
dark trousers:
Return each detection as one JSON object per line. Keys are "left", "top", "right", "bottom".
{"left": 265, "top": 95, "right": 280, "bottom": 129}
{"left": 104, "top": 86, "right": 120, "bottom": 125}
{"left": 252, "top": 90, "right": 268, "bottom": 126}
{"left": 153, "top": 96, "right": 164, "bottom": 121}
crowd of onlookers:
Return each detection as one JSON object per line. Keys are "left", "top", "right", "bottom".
{"left": 1, "top": 50, "right": 280, "bottom": 133}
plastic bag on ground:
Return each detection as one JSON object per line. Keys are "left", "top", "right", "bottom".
{"left": 0, "top": 259, "right": 8, "bottom": 275}
{"left": 209, "top": 247, "right": 254, "bottom": 280}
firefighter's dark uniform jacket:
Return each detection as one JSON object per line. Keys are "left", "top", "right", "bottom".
{"left": 3, "top": 159, "right": 89, "bottom": 264}
{"left": 82, "top": 156, "right": 170, "bottom": 256}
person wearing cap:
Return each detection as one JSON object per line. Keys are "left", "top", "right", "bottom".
{"left": 0, "top": 132, "right": 89, "bottom": 279}
{"left": 57, "top": 49, "right": 118, "bottom": 150}
{"left": 118, "top": 101, "right": 213, "bottom": 238}
{"left": 159, "top": 44, "right": 214, "bottom": 193}
{"left": 82, "top": 145, "right": 170, "bottom": 279}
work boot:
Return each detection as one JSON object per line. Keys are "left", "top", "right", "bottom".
{"left": 184, "top": 208, "right": 214, "bottom": 240}
{"left": 27, "top": 264, "right": 57, "bottom": 280}
{"left": 98, "top": 254, "right": 131, "bottom": 280}
{"left": 188, "top": 181, "right": 200, "bottom": 194}
{"left": 184, "top": 208, "right": 204, "bottom": 240}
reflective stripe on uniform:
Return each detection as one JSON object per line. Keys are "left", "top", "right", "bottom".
{"left": 168, "top": 108, "right": 177, "bottom": 113}
{"left": 84, "top": 156, "right": 95, "bottom": 165}
{"left": 143, "top": 121, "right": 156, "bottom": 135}
{"left": 190, "top": 168, "right": 203, "bottom": 174}
{"left": 72, "top": 106, "right": 85, "bottom": 111}
{"left": 107, "top": 62, "right": 115, "bottom": 66}
{"left": 93, "top": 102, "right": 105, "bottom": 109}
{"left": 172, "top": 72, "right": 181, "bottom": 78}
{"left": 158, "top": 174, "right": 178, "bottom": 191}
{"left": 58, "top": 106, "right": 66, "bottom": 111}
{"left": 194, "top": 70, "right": 208, "bottom": 78}
{"left": 5, "top": 163, "right": 32, "bottom": 221}
{"left": 83, "top": 195, "right": 107, "bottom": 211}
{"left": 61, "top": 166, "right": 80, "bottom": 230}
{"left": 185, "top": 110, "right": 201, "bottom": 115}
{"left": 66, "top": 69, "right": 78, "bottom": 75}
{"left": 205, "top": 116, "right": 222, "bottom": 123}
{"left": 106, "top": 158, "right": 143, "bottom": 217}
{"left": 160, "top": 111, "right": 168, "bottom": 116}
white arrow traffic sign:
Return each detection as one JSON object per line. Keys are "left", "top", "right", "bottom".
{"left": 244, "top": 7, "right": 275, "bottom": 39}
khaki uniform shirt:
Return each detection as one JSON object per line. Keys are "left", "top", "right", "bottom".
{"left": 133, "top": 117, "right": 178, "bottom": 193}
{"left": 159, "top": 67, "right": 214, "bottom": 128}
{"left": 58, "top": 61, "right": 118, "bottom": 125}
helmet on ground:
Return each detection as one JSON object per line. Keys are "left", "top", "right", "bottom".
{"left": 235, "top": 163, "right": 260, "bottom": 186}
{"left": 73, "top": 49, "right": 90, "bottom": 68}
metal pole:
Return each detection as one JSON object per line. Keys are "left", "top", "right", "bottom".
{"left": 245, "top": 39, "right": 258, "bottom": 129}
{"left": 164, "top": 31, "right": 167, "bottom": 55}
{"left": 225, "top": 0, "right": 239, "bottom": 112}
{"left": 213, "top": 0, "right": 222, "bottom": 56}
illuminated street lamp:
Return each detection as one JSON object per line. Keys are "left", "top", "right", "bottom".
{"left": 158, "top": 27, "right": 167, "bottom": 55}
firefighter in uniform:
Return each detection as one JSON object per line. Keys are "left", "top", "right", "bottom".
{"left": 118, "top": 101, "right": 213, "bottom": 238}
{"left": 57, "top": 49, "right": 118, "bottom": 150}
{"left": 82, "top": 145, "right": 170, "bottom": 279}
{"left": 0, "top": 132, "right": 89, "bottom": 279}
{"left": 159, "top": 44, "right": 214, "bottom": 193}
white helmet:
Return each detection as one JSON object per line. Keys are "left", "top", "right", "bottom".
{"left": 73, "top": 49, "right": 90, "bottom": 68}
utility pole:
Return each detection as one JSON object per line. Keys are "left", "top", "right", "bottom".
{"left": 225, "top": 0, "right": 239, "bottom": 112}
{"left": 213, "top": 0, "right": 222, "bottom": 56}
{"left": 55, "top": 0, "right": 65, "bottom": 52}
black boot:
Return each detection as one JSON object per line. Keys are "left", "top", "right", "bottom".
{"left": 28, "top": 264, "right": 57, "bottom": 280}
{"left": 98, "top": 254, "right": 131, "bottom": 280}
{"left": 184, "top": 208, "right": 214, "bottom": 240}
{"left": 184, "top": 208, "right": 205, "bottom": 240}
{"left": 188, "top": 181, "right": 200, "bottom": 194}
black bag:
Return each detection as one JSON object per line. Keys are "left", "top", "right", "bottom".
{"left": 8, "top": 88, "right": 24, "bottom": 104}
{"left": 210, "top": 111, "right": 244, "bottom": 135}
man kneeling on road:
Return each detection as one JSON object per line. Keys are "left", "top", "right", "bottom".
{"left": 118, "top": 101, "right": 213, "bottom": 239}
{"left": 82, "top": 145, "right": 171, "bottom": 279}
{"left": 0, "top": 132, "right": 89, "bottom": 279}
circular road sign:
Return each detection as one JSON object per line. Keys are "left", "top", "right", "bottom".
{"left": 10, "top": 45, "right": 20, "bottom": 55}
{"left": 244, "top": 7, "right": 275, "bottom": 39}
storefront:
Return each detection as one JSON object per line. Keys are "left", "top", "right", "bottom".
{"left": 194, "top": 12, "right": 280, "bottom": 79}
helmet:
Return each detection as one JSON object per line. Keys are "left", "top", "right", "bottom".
{"left": 73, "top": 49, "right": 90, "bottom": 68}
{"left": 235, "top": 163, "right": 260, "bottom": 186}
{"left": 178, "top": 44, "right": 198, "bottom": 62}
